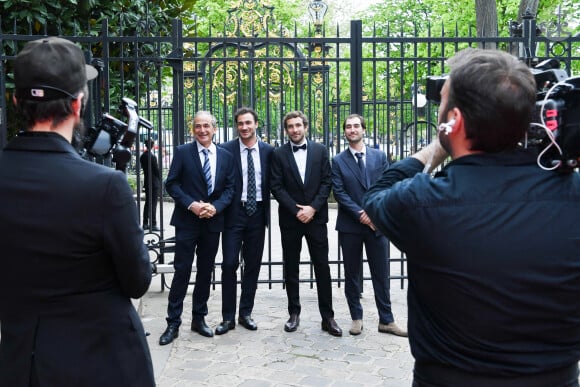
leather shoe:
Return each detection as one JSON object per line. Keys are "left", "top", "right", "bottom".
{"left": 349, "top": 319, "right": 363, "bottom": 336}
{"left": 159, "top": 325, "right": 179, "bottom": 345}
{"left": 378, "top": 322, "right": 408, "bottom": 337}
{"left": 191, "top": 318, "right": 214, "bottom": 337}
{"left": 215, "top": 320, "right": 235, "bottom": 335}
{"left": 238, "top": 315, "right": 258, "bottom": 331}
{"left": 321, "top": 318, "right": 343, "bottom": 337}
{"left": 284, "top": 313, "right": 300, "bottom": 332}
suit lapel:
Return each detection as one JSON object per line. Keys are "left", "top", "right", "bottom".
{"left": 304, "top": 140, "right": 313, "bottom": 186}
{"left": 214, "top": 145, "right": 222, "bottom": 186}
{"left": 258, "top": 142, "right": 267, "bottom": 189}
{"left": 233, "top": 142, "right": 243, "bottom": 181}
{"left": 284, "top": 143, "right": 304, "bottom": 186}
{"left": 189, "top": 143, "right": 204, "bottom": 182}
{"left": 344, "top": 149, "right": 367, "bottom": 188}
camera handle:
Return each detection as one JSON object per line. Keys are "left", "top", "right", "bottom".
{"left": 113, "top": 98, "right": 154, "bottom": 173}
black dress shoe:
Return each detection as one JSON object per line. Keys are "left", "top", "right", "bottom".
{"left": 191, "top": 318, "right": 214, "bottom": 337}
{"left": 238, "top": 315, "right": 258, "bottom": 331}
{"left": 215, "top": 320, "right": 235, "bottom": 335}
{"left": 284, "top": 313, "right": 300, "bottom": 332}
{"left": 321, "top": 318, "right": 343, "bottom": 337}
{"left": 159, "top": 325, "right": 179, "bottom": 345}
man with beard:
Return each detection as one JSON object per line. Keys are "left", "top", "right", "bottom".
{"left": 270, "top": 110, "right": 342, "bottom": 337}
{"left": 331, "top": 114, "right": 406, "bottom": 337}
{"left": 0, "top": 37, "right": 155, "bottom": 386}
{"left": 363, "top": 48, "right": 580, "bottom": 386}
{"left": 217, "top": 107, "right": 274, "bottom": 335}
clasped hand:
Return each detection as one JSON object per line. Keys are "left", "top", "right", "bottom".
{"left": 296, "top": 204, "right": 316, "bottom": 224}
{"left": 191, "top": 201, "right": 216, "bottom": 219}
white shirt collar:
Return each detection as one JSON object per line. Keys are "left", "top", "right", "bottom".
{"left": 239, "top": 139, "right": 259, "bottom": 152}
{"left": 197, "top": 142, "right": 216, "bottom": 154}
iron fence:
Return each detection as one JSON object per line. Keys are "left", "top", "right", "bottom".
{"left": 1, "top": 6, "right": 579, "bottom": 290}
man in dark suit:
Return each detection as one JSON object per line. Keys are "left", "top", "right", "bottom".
{"left": 332, "top": 114, "right": 407, "bottom": 337}
{"left": 159, "top": 111, "right": 235, "bottom": 344}
{"left": 140, "top": 138, "right": 161, "bottom": 231}
{"left": 270, "top": 110, "right": 342, "bottom": 337}
{"left": 216, "top": 107, "right": 274, "bottom": 335}
{"left": 0, "top": 37, "right": 154, "bottom": 386}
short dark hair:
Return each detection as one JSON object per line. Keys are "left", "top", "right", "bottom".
{"left": 343, "top": 114, "right": 366, "bottom": 131}
{"left": 234, "top": 107, "right": 258, "bottom": 124}
{"left": 283, "top": 110, "right": 308, "bottom": 129}
{"left": 15, "top": 84, "right": 88, "bottom": 130}
{"left": 145, "top": 139, "right": 155, "bottom": 150}
{"left": 446, "top": 48, "right": 536, "bottom": 153}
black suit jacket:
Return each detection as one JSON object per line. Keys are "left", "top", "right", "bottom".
{"left": 165, "top": 142, "right": 235, "bottom": 233}
{"left": 332, "top": 146, "right": 388, "bottom": 234}
{"left": 221, "top": 139, "right": 274, "bottom": 227}
{"left": 0, "top": 132, "right": 154, "bottom": 387}
{"left": 140, "top": 148, "right": 161, "bottom": 191}
{"left": 270, "top": 140, "right": 331, "bottom": 227}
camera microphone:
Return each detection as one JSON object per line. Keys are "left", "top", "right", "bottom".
{"left": 438, "top": 119, "right": 456, "bottom": 135}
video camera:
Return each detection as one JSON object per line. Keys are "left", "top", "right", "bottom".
{"left": 82, "top": 97, "right": 153, "bottom": 172}
{"left": 425, "top": 59, "right": 580, "bottom": 172}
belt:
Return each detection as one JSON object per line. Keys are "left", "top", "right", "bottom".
{"left": 240, "top": 201, "right": 263, "bottom": 207}
{"left": 413, "top": 362, "right": 579, "bottom": 387}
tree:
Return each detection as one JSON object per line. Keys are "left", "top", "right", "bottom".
{"left": 475, "top": 0, "right": 498, "bottom": 49}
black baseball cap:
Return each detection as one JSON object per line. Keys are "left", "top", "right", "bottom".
{"left": 14, "top": 37, "right": 98, "bottom": 101}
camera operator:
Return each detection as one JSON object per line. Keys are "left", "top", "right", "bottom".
{"left": 0, "top": 37, "right": 154, "bottom": 386}
{"left": 363, "top": 48, "right": 580, "bottom": 386}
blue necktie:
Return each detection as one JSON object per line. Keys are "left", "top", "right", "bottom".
{"left": 202, "top": 148, "right": 212, "bottom": 195}
{"left": 246, "top": 148, "right": 257, "bottom": 216}
{"left": 355, "top": 152, "right": 366, "bottom": 185}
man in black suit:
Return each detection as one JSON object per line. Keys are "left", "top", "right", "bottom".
{"left": 332, "top": 114, "right": 407, "bottom": 337}
{"left": 270, "top": 110, "right": 342, "bottom": 337}
{"left": 216, "top": 107, "right": 274, "bottom": 335}
{"left": 0, "top": 37, "right": 154, "bottom": 386}
{"left": 159, "top": 111, "right": 235, "bottom": 344}
{"left": 140, "top": 138, "right": 161, "bottom": 231}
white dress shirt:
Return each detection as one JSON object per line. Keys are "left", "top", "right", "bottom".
{"left": 239, "top": 139, "right": 263, "bottom": 201}
{"left": 291, "top": 141, "right": 307, "bottom": 183}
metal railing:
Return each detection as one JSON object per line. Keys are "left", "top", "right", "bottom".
{"left": 2, "top": 11, "right": 579, "bottom": 290}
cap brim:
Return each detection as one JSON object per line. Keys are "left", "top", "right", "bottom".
{"left": 86, "top": 64, "right": 98, "bottom": 81}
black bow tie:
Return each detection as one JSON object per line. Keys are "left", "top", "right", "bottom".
{"left": 292, "top": 143, "right": 306, "bottom": 152}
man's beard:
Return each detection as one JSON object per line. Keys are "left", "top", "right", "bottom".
{"left": 438, "top": 126, "right": 452, "bottom": 155}
{"left": 71, "top": 120, "right": 87, "bottom": 152}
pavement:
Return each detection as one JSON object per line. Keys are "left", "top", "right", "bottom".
{"left": 139, "top": 200, "right": 413, "bottom": 386}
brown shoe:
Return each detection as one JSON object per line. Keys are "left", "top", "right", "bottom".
{"left": 378, "top": 322, "right": 408, "bottom": 337}
{"left": 349, "top": 319, "right": 363, "bottom": 335}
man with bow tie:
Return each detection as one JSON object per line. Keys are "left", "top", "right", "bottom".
{"left": 270, "top": 110, "right": 342, "bottom": 337}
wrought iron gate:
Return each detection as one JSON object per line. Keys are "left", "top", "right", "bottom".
{"left": 1, "top": 4, "right": 579, "bottom": 290}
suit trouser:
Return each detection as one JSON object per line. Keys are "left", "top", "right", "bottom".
{"left": 339, "top": 231, "right": 394, "bottom": 324}
{"left": 142, "top": 185, "right": 159, "bottom": 226}
{"left": 221, "top": 202, "right": 266, "bottom": 320}
{"left": 280, "top": 223, "right": 334, "bottom": 320}
{"left": 166, "top": 226, "right": 220, "bottom": 327}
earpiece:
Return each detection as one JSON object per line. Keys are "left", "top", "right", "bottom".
{"left": 438, "top": 118, "right": 456, "bottom": 135}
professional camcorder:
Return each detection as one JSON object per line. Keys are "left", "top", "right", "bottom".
{"left": 82, "top": 97, "right": 153, "bottom": 172}
{"left": 426, "top": 59, "right": 580, "bottom": 172}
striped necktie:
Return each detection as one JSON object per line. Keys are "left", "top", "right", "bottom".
{"left": 202, "top": 148, "right": 212, "bottom": 195}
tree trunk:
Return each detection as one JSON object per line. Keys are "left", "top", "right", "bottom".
{"left": 518, "top": 0, "right": 539, "bottom": 20}
{"left": 475, "top": 0, "right": 498, "bottom": 49}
